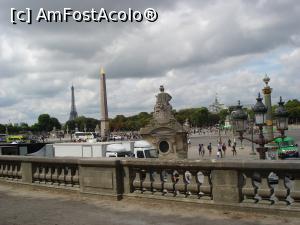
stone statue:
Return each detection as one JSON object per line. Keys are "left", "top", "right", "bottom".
{"left": 140, "top": 85, "right": 188, "bottom": 159}
{"left": 153, "top": 85, "right": 174, "bottom": 124}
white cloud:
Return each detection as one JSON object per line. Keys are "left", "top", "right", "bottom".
{"left": 0, "top": 0, "right": 300, "bottom": 124}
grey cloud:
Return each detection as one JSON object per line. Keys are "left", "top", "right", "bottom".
{"left": 0, "top": 0, "right": 300, "bottom": 124}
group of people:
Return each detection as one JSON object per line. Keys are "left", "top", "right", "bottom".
{"left": 198, "top": 139, "right": 237, "bottom": 158}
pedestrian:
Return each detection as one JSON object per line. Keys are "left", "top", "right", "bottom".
{"left": 232, "top": 141, "right": 237, "bottom": 156}
{"left": 207, "top": 143, "right": 212, "bottom": 156}
{"left": 201, "top": 144, "right": 205, "bottom": 157}
{"left": 217, "top": 150, "right": 221, "bottom": 158}
{"left": 198, "top": 144, "right": 202, "bottom": 157}
{"left": 228, "top": 138, "right": 231, "bottom": 147}
{"left": 222, "top": 142, "right": 227, "bottom": 157}
{"left": 217, "top": 141, "right": 223, "bottom": 158}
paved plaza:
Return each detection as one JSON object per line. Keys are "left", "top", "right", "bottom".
{"left": 188, "top": 127, "right": 300, "bottom": 160}
{"left": 0, "top": 182, "right": 298, "bottom": 225}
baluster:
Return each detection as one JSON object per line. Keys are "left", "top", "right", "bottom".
{"left": 199, "top": 171, "right": 212, "bottom": 199}
{"left": 65, "top": 167, "right": 72, "bottom": 187}
{"left": 132, "top": 169, "right": 142, "bottom": 193}
{"left": 0, "top": 163, "right": 3, "bottom": 178}
{"left": 186, "top": 171, "right": 198, "bottom": 198}
{"left": 150, "top": 171, "right": 159, "bottom": 194}
{"left": 150, "top": 170, "right": 161, "bottom": 194}
{"left": 272, "top": 173, "right": 287, "bottom": 204}
{"left": 242, "top": 172, "right": 255, "bottom": 202}
{"left": 290, "top": 173, "right": 300, "bottom": 203}
{"left": 162, "top": 170, "right": 173, "bottom": 196}
{"left": 52, "top": 167, "right": 59, "bottom": 185}
{"left": 7, "top": 164, "right": 13, "bottom": 180}
{"left": 12, "top": 164, "right": 18, "bottom": 180}
{"left": 39, "top": 167, "right": 46, "bottom": 184}
{"left": 268, "top": 172, "right": 279, "bottom": 204}
{"left": 72, "top": 167, "right": 79, "bottom": 188}
{"left": 33, "top": 166, "right": 40, "bottom": 183}
{"left": 160, "top": 170, "right": 168, "bottom": 195}
{"left": 252, "top": 172, "right": 262, "bottom": 203}
{"left": 3, "top": 163, "right": 8, "bottom": 178}
{"left": 45, "top": 167, "right": 52, "bottom": 185}
{"left": 284, "top": 174, "right": 294, "bottom": 205}
{"left": 172, "top": 170, "right": 181, "bottom": 197}
{"left": 141, "top": 169, "right": 152, "bottom": 193}
{"left": 184, "top": 171, "right": 193, "bottom": 197}
{"left": 58, "top": 167, "right": 66, "bottom": 186}
{"left": 16, "top": 164, "right": 22, "bottom": 180}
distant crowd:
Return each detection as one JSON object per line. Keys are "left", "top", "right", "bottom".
{"left": 188, "top": 138, "right": 238, "bottom": 158}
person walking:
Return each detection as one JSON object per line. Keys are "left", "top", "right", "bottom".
{"left": 232, "top": 141, "right": 237, "bottom": 156}
{"left": 198, "top": 144, "right": 202, "bottom": 157}
{"left": 222, "top": 142, "right": 227, "bottom": 157}
{"left": 207, "top": 143, "right": 212, "bottom": 157}
{"left": 216, "top": 149, "right": 221, "bottom": 158}
{"left": 217, "top": 142, "right": 223, "bottom": 158}
{"left": 201, "top": 144, "right": 205, "bottom": 157}
{"left": 228, "top": 138, "right": 232, "bottom": 147}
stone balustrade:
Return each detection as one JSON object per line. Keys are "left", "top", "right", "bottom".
{"left": 0, "top": 155, "right": 300, "bottom": 213}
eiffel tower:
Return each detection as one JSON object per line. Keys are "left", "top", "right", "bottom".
{"left": 69, "top": 85, "right": 78, "bottom": 121}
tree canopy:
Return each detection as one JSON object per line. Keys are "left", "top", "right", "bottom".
{"left": 1, "top": 97, "right": 300, "bottom": 134}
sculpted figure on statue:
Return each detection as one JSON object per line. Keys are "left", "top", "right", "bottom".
{"left": 153, "top": 85, "right": 175, "bottom": 124}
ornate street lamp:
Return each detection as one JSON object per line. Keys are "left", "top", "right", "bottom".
{"left": 274, "top": 96, "right": 289, "bottom": 137}
{"left": 231, "top": 101, "right": 248, "bottom": 135}
{"left": 231, "top": 95, "right": 271, "bottom": 159}
{"left": 231, "top": 101, "right": 248, "bottom": 150}
{"left": 253, "top": 93, "right": 268, "bottom": 126}
{"left": 252, "top": 93, "right": 269, "bottom": 159}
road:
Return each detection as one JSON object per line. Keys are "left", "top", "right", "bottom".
{"left": 0, "top": 182, "right": 298, "bottom": 225}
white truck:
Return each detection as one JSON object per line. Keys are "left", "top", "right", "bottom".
{"left": 29, "top": 140, "right": 158, "bottom": 159}
{"left": 133, "top": 140, "right": 158, "bottom": 158}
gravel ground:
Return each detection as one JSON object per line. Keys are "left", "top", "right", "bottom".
{"left": 0, "top": 182, "right": 298, "bottom": 225}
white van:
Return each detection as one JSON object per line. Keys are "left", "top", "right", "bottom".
{"left": 133, "top": 140, "right": 158, "bottom": 158}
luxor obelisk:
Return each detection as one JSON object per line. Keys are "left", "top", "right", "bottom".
{"left": 99, "top": 67, "right": 109, "bottom": 140}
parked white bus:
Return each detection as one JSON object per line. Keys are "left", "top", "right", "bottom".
{"left": 73, "top": 132, "right": 96, "bottom": 142}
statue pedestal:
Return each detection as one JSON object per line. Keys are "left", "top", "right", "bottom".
{"left": 140, "top": 85, "right": 188, "bottom": 159}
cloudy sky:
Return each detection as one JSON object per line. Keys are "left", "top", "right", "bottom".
{"left": 0, "top": 0, "right": 300, "bottom": 124}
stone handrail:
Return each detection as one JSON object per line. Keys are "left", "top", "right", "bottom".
{"left": 0, "top": 156, "right": 300, "bottom": 212}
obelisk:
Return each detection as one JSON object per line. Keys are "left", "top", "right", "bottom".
{"left": 262, "top": 75, "right": 274, "bottom": 140}
{"left": 99, "top": 67, "right": 109, "bottom": 140}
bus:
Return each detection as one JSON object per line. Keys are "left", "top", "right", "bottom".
{"left": 5, "top": 135, "right": 28, "bottom": 143}
{"left": 73, "top": 132, "right": 96, "bottom": 142}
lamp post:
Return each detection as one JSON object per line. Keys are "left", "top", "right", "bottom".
{"left": 231, "top": 94, "right": 290, "bottom": 160}
{"left": 231, "top": 101, "right": 248, "bottom": 148}
{"left": 252, "top": 93, "right": 269, "bottom": 159}
{"left": 248, "top": 115, "right": 256, "bottom": 155}
{"left": 274, "top": 96, "right": 289, "bottom": 138}
{"left": 218, "top": 120, "right": 222, "bottom": 143}
{"left": 231, "top": 94, "right": 270, "bottom": 159}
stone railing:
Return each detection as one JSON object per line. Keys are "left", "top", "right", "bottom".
{"left": 0, "top": 156, "right": 300, "bottom": 213}
{"left": 122, "top": 160, "right": 300, "bottom": 207}
{"left": 0, "top": 158, "right": 22, "bottom": 181}
{"left": 123, "top": 160, "right": 212, "bottom": 200}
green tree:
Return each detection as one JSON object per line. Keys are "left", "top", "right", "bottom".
{"left": 0, "top": 124, "right": 6, "bottom": 133}
{"left": 38, "top": 114, "right": 51, "bottom": 131}
{"left": 35, "top": 114, "right": 61, "bottom": 132}
{"left": 218, "top": 109, "right": 229, "bottom": 123}
{"left": 50, "top": 117, "right": 61, "bottom": 130}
